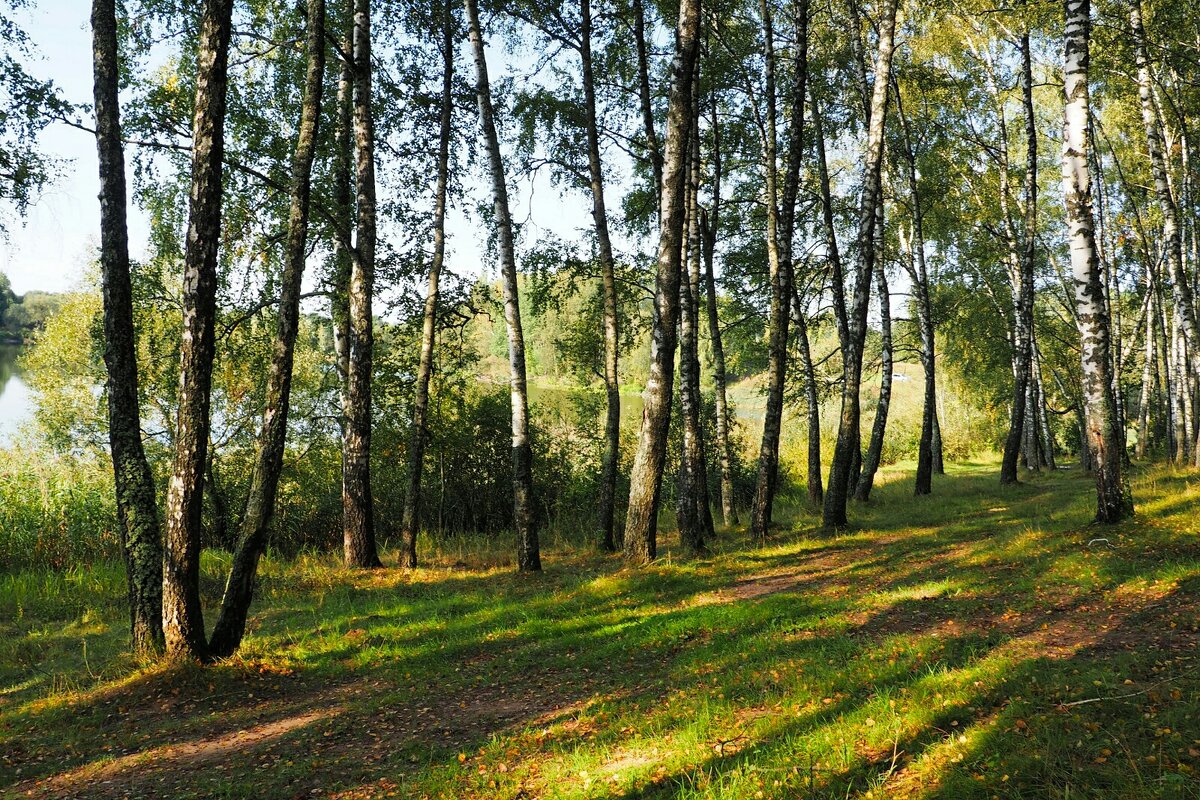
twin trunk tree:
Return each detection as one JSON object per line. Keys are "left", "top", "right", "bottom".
{"left": 208, "top": 0, "right": 327, "bottom": 657}
{"left": 750, "top": 0, "right": 809, "bottom": 539}
{"left": 822, "top": 0, "right": 898, "bottom": 529}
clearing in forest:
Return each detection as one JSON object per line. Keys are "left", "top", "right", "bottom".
{"left": 3, "top": 461, "right": 1200, "bottom": 799}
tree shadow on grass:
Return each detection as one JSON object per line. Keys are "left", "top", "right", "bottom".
{"left": 5, "top": 466, "right": 1200, "bottom": 798}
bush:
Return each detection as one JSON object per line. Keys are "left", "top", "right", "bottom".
{"left": 0, "top": 450, "right": 120, "bottom": 571}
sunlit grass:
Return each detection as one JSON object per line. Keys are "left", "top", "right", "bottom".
{"left": 2, "top": 458, "right": 1199, "bottom": 798}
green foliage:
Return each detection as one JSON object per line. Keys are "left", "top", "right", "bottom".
{"left": 0, "top": 448, "right": 119, "bottom": 571}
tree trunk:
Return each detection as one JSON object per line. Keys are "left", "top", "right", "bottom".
{"left": 1033, "top": 341, "right": 1057, "bottom": 468}
{"left": 931, "top": 403, "right": 945, "bottom": 473}
{"left": 623, "top": 0, "right": 702, "bottom": 564}
{"left": 1131, "top": 0, "right": 1200, "bottom": 414}
{"left": 92, "top": 0, "right": 165, "bottom": 660}
{"left": 331, "top": 0, "right": 353, "bottom": 473}
{"left": 895, "top": 90, "right": 937, "bottom": 496}
{"left": 823, "top": 0, "right": 897, "bottom": 529}
{"left": 856, "top": 179, "right": 891, "bottom": 501}
{"left": 580, "top": 0, "right": 621, "bottom": 553}
{"left": 792, "top": 287, "right": 823, "bottom": 505}
{"left": 701, "top": 99, "right": 737, "bottom": 527}
{"left": 677, "top": 104, "right": 711, "bottom": 555}
{"left": 1136, "top": 264, "right": 1155, "bottom": 459}
{"left": 1062, "top": 0, "right": 1132, "bottom": 522}
{"left": 207, "top": 0, "right": 326, "bottom": 658}
{"left": 465, "top": 0, "right": 540, "bottom": 570}
{"left": 1000, "top": 29, "right": 1038, "bottom": 486}
{"left": 399, "top": 0, "right": 454, "bottom": 568}
{"left": 342, "top": 0, "right": 381, "bottom": 568}
{"left": 750, "top": 0, "right": 808, "bottom": 540}
{"left": 162, "top": 0, "right": 234, "bottom": 661}
{"left": 632, "top": 0, "right": 662, "bottom": 198}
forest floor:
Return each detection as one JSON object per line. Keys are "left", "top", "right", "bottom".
{"left": 3, "top": 460, "right": 1200, "bottom": 799}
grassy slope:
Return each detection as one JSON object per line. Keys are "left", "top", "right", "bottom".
{"left": 2, "top": 461, "right": 1200, "bottom": 799}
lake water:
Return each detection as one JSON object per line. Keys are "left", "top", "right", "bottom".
{"left": 0, "top": 346, "right": 33, "bottom": 446}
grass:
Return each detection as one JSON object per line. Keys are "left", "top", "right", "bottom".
{"left": 2, "top": 459, "right": 1200, "bottom": 799}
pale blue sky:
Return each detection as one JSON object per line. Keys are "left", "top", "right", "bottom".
{"left": 2, "top": 0, "right": 604, "bottom": 299}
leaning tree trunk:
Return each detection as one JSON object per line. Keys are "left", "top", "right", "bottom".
{"left": 623, "top": 0, "right": 702, "bottom": 564}
{"left": 161, "top": 0, "right": 234, "bottom": 662}
{"left": 399, "top": 0, "right": 454, "bottom": 568}
{"left": 465, "top": 0, "right": 540, "bottom": 570}
{"left": 342, "top": 0, "right": 382, "bottom": 568}
{"left": 701, "top": 96, "right": 737, "bottom": 527}
{"left": 1062, "top": 0, "right": 1132, "bottom": 522}
{"left": 856, "top": 189, "right": 892, "bottom": 501}
{"left": 580, "top": 0, "right": 622, "bottom": 553}
{"left": 92, "top": 0, "right": 164, "bottom": 660}
{"left": 208, "top": 0, "right": 326, "bottom": 658}
{"left": 823, "top": 0, "right": 897, "bottom": 529}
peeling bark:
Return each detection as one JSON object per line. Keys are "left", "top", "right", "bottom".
{"left": 1062, "top": 0, "right": 1132, "bottom": 522}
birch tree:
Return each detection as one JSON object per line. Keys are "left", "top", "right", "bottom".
{"left": 91, "top": 0, "right": 164, "bottom": 659}
{"left": 1062, "top": 0, "right": 1132, "bottom": 522}
{"left": 399, "top": 0, "right": 454, "bottom": 568}
{"left": 465, "top": 0, "right": 540, "bottom": 570}
{"left": 162, "top": 0, "right": 235, "bottom": 661}
{"left": 623, "top": 0, "right": 702, "bottom": 564}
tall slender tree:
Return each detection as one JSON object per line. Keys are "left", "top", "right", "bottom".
{"left": 677, "top": 93, "right": 712, "bottom": 555}
{"left": 1062, "top": 0, "right": 1131, "bottom": 522}
{"left": 1000, "top": 25, "right": 1039, "bottom": 486}
{"left": 91, "top": 0, "right": 164, "bottom": 660}
{"left": 750, "top": 0, "right": 809, "bottom": 538}
{"left": 343, "top": 0, "right": 382, "bottom": 568}
{"left": 465, "top": 0, "right": 540, "bottom": 570}
{"left": 623, "top": 0, "right": 702, "bottom": 564}
{"left": 208, "top": 0, "right": 327, "bottom": 656}
{"left": 893, "top": 81, "right": 937, "bottom": 496}
{"left": 162, "top": 0, "right": 235, "bottom": 661}
{"left": 701, "top": 95, "right": 738, "bottom": 526}
{"left": 399, "top": 0, "right": 455, "bottom": 568}
{"left": 823, "top": 0, "right": 898, "bottom": 529}
{"left": 579, "top": 0, "right": 623, "bottom": 553}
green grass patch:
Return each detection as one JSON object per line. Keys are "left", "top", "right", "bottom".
{"left": 3, "top": 460, "right": 1200, "bottom": 799}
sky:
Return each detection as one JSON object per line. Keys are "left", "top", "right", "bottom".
{"left": 2, "top": 0, "right": 141, "bottom": 295}
{"left": 1, "top": 0, "right": 601, "bottom": 299}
